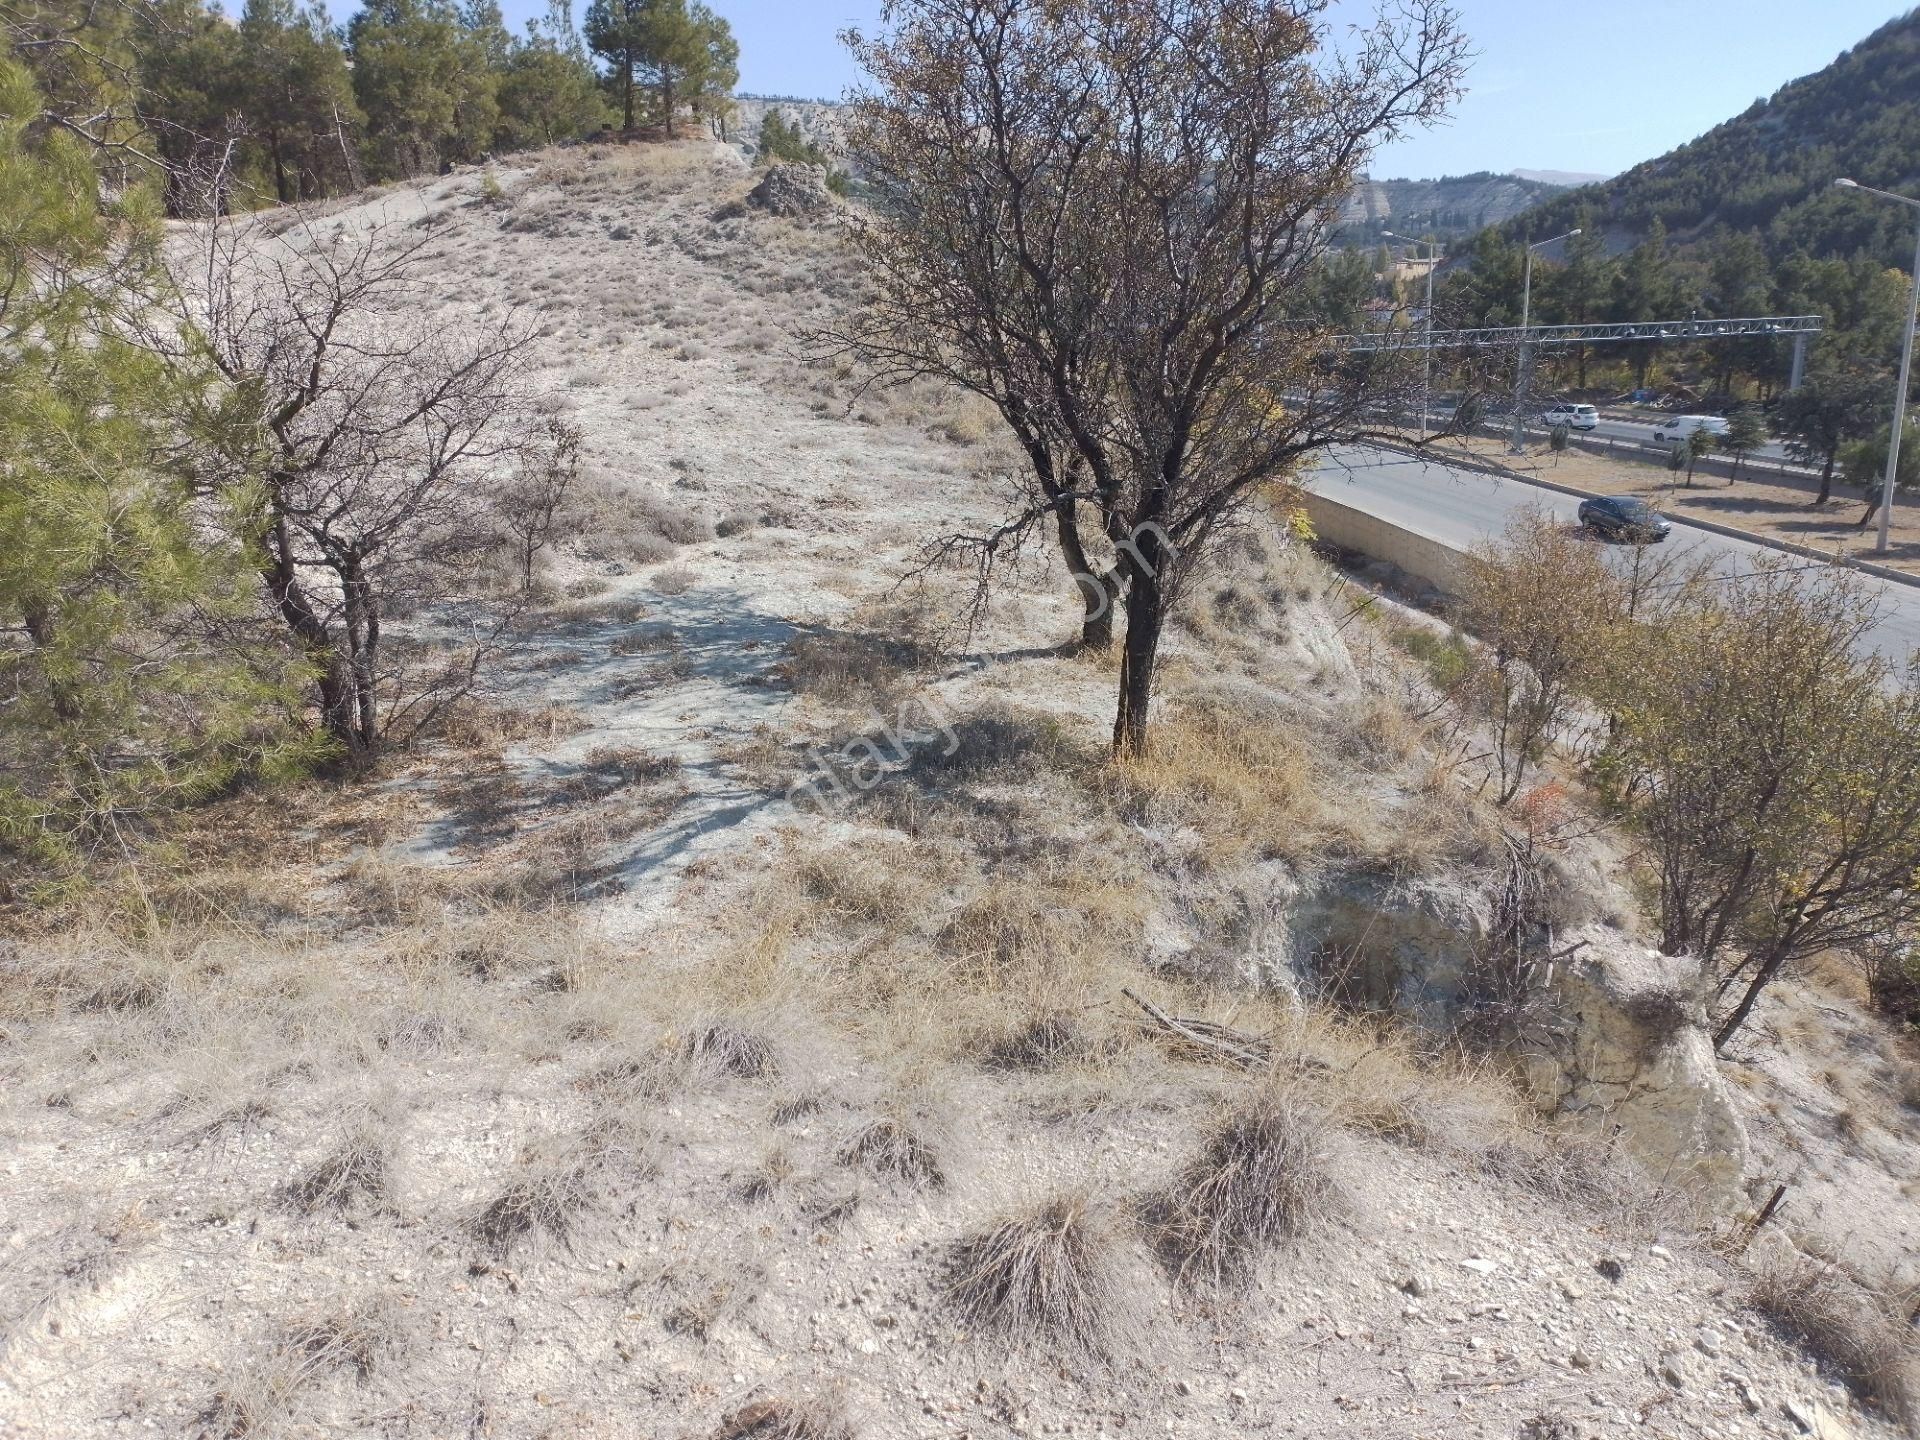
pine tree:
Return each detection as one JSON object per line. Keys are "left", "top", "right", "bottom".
{"left": 1775, "top": 358, "right": 1885, "bottom": 503}
{"left": 1703, "top": 226, "right": 1772, "bottom": 393}
{"left": 1612, "top": 219, "right": 1688, "bottom": 389}
{"left": 349, "top": 0, "right": 498, "bottom": 177}
{"left": 496, "top": 1, "right": 607, "bottom": 149}
{"left": 1548, "top": 209, "right": 1612, "bottom": 388}
{"left": 0, "top": 56, "right": 311, "bottom": 887}
{"left": 583, "top": 0, "right": 647, "bottom": 130}
{"left": 688, "top": 2, "right": 737, "bottom": 138}
{"left": 237, "top": 0, "right": 363, "bottom": 202}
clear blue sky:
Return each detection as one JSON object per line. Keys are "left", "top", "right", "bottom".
{"left": 480, "top": 0, "right": 1913, "bottom": 179}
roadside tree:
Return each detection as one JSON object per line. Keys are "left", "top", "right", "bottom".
{"left": 1721, "top": 406, "right": 1766, "bottom": 481}
{"left": 1774, "top": 357, "right": 1886, "bottom": 504}
{"left": 1602, "top": 558, "right": 1920, "bottom": 1050}
{"left": 1684, "top": 424, "right": 1716, "bottom": 484}
{"left": 1457, "top": 512, "right": 1623, "bottom": 804}
{"left": 832, "top": 0, "right": 1471, "bottom": 754}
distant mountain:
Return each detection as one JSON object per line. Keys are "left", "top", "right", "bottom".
{"left": 1496, "top": 8, "right": 1920, "bottom": 266}
{"left": 1511, "top": 169, "right": 1610, "bottom": 188}
{"left": 1336, "top": 171, "right": 1570, "bottom": 246}
{"left": 729, "top": 97, "right": 1581, "bottom": 247}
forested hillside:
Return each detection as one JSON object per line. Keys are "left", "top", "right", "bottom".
{"left": 1419, "top": 8, "right": 1920, "bottom": 494}
{"left": 1336, "top": 170, "right": 1568, "bottom": 245}
{"left": 4, "top": 0, "right": 739, "bottom": 211}
{"left": 1506, "top": 7, "right": 1920, "bottom": 267}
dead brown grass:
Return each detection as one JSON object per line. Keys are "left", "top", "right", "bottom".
{"left": 1111, "top": 708, "right": 1310, "bottom": 865}
{"left": 1146, "top": 1083, "right": 1339, "bottom": 1288}
{"left": 841, "top": 1113, "right": 945, "bottom": 1190}
{"left": 945, "top": 1192, "right": 1140, "bottom": 1360}
{"left": 1750, "top": 1257, "right": 1918, "bottom": 1426}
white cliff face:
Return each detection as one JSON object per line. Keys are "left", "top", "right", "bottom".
{"left": 1519, "top": 929, "right": 1751, "bottom": 1203}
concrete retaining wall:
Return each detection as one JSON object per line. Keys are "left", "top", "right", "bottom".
{"left": 1302, "top": 491, "right": 1468, "bottom": 597}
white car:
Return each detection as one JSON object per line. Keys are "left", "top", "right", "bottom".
{"left": 1542, "top": 403, "right": 1599, "bottom": 431}
{"left": 1652, "top": 414, "right": 1730, "bottom": 443}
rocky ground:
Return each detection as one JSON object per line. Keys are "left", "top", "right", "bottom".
{"left": 2, "top": 141, "right": 1916, "bottom": 1440}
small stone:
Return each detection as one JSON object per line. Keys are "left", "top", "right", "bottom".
{"left": 1649, "top": 1245, "right": 1674, "bottom": 1263}
{"left": 1401, "top": 1272, "right": 1432, "bottom": 1297}
{"left": 1460, "top": 1258, "right": 1499, "bottom": 1276}
{"left": 1570, "top": 1349, "right": 1593, "bottom": 1370}
{"left": 1229, "top": 1389, "right": 1247, "bottom": 1403}
{"left": 1173, "top": 1380, "right": 1193, "bottom": 1397}
{"left": 1740, "top": 1384, "right": 1763, "bottom": 1414}
{"left": 1594, "top": 1257, "right": 1626, "bottom": 1283}
{"left": 1695, "top": 1331, "right": 1723, "bottom": 1356}
{"left": 1660, "top": 1358, "right": 1688, "bottom": 1389}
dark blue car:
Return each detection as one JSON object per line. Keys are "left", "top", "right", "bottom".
{"left": 1577, "top": 496, "right": 1671, "bottom": 543}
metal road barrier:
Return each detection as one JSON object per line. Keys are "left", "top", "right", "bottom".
{"left": 1330, "top": 315, "right": 1825, "bottom": 353}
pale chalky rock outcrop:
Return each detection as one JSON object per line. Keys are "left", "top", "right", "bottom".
{"left": 1521, "top": 927, "right": 1750, "bottom": 1202}
{"left": 747, "top": 163, "right": 834, "bottom": 218}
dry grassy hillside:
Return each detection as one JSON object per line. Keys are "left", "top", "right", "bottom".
{"left": 2, "top": 142, "right": 1917, "bottom": 1440}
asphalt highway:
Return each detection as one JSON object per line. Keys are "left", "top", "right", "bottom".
{"left": 1309, "top": 446, "right": 1920, "bottom": 664}
{"left": 1584, "top": 415, "right": 1794, "bottom": 465}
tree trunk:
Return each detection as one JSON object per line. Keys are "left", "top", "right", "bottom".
{"left": 662, "top": 78, "right": 676, "bottom": 138}
{"left": 621, "top": 61, "right": 635, "bottom": 131}
{"left": 21, "top": 602, "right": 83, "bottom": 726}
{"left": 1111, "top": 562, "right": 1166, "bottom": 758}
{"left": 1816, "top": 445, "right": 1836, "bottom": 505}
{"left": 1714, "top": 946, "right": 1789, "bottom": 1051}
{"left": 268, "top": 130, "right": 291, "bottom": 204}
{"left": 1051, "top": 498, "right": 1118, "bottom": 650}
{"left": 340, "top": 559, "right": 380, "bottom": 753}
{"left": 262, "top": 519, "right": 362, "bottom": 758}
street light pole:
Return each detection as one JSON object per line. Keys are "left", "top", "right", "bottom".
{"left": 1509, "top": 228, "right": 1582, "bottom": 453}
{"left": 1836, "top": 179, "right": 1920, "bottom": 554}
{"left": 1384, "top": 231, "right": 1439, "bottom": 440}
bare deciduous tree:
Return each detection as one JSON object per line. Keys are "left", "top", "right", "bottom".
{"left": 1603, "top": 558, "right": 1920, "bottom": 1050}
{"left": 828, "top": 0, "right": 1474, "bottom": 753}
{"left": 162, "top": 208, "right": 572, "bottom": 760}
{"left": 1456, "top": 512, "right": 1623, "bottom": 804}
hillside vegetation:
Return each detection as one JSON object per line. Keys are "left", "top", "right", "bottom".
{"left": 8, "top": 1, "right": 1920, "bottom": 1436}
{"left": 2, "top": 135, "right": 1918, "bottom": 1440}
{"left": 1501, "top": 8, "right": 1920, "bottom": 266}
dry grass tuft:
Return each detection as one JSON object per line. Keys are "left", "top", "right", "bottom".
{"left": 841, "top": 1115, "right": 944, "bottom": 1190}
{"left": 471, "top": 1164, "right": 592, "bottom": 1257}
{"left": 1750, "top": 1257, "right": 1918, "bottom": 1425}
{"left": 283, "top": 1133, "right": 393, "bottom": 1216}
{"left": 278, "top": 1297, "right": 405, "bottom": 1381}
{"left": 1146, "top": 1085, "right": 1337, "bottom": 1287}
{"left": 944, "top": 1192, "right": 1137, "bottom": 1360}
{"left": 717, "top": 1389, "right": 858, "bottom": 1440}
{"left": 652, "top": 563, "right": 700, "bottom": 595}
{"left": 198, "top": 1298, "right": 406, "bottom": 1436}
{"left": 737, "top": 1147, "right": 796, "bottom": 1203}
{"left": 977, "top": 1011, "right": 1094, "bottom": 1072}
{"left": 1103, "top": 694, "right": 1323, "bottom": 869}
{"left": 685, "top": 1020, "right": 780, "bottom": 1080}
